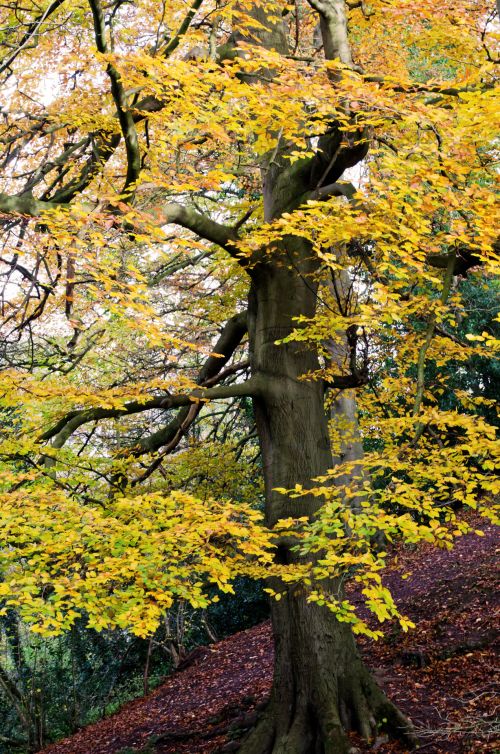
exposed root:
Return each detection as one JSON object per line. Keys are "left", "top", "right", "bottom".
{"left": 236, "top": 714, "right": 275, "bottom": 754}
{"left": 237, "top": 702, "right": 351, "bottom": 754}
{"left": 375, "top": 698, "right": 419, "bottom": 748}
{"left": 236, "top": 677, "right": 417, "bottom": 754}
{"left": 235, "top": 583, "right": 417, "bottom": 754}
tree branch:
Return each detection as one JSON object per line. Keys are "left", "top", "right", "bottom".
{"left": 0, "top": 192, "right": 242, "bottom": 258}
{"left": 88, "top": 0, "right": 141, "bottom": 194}
{"left": 362, "top": 74, "right": 496, "bottom": 98}
{"left": 160, "top": 0, "right": 205, "bottom": 57}
{"left": 0, "top": 0, "right": 67, "bottom": 79}
{"left": 42, "top": 380, "right": 257, "bottom": 450}
{"left": 313, "top": 180, "right": 357, "bottom": 201}
{"left": 40, "top": 310, "right": 249, "bottom": 449}
{"left": 307, "top": 0, "right": 353, "bottom": 67}
{"left": 0, "top": 192, "right": 58, "bottom": 216}
{"left": 122, "top": 310, "right": 249, "bottom": 458}
{"left": 160, "top": 202, "right": 239, "bottom": 252}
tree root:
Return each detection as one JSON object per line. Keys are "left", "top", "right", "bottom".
{"left": 236, "top": 677, "right": 417, "bottom": 754}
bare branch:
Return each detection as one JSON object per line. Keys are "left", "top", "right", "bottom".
{"left": 88, "top": 0, "right": 141, "bottom": 194}
{"left": 0, "top": 0, "right": 67, "bottom": 79}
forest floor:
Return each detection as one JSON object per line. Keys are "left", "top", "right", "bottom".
{"left": 42, "top": 514, "right": 498, "bottom": 754}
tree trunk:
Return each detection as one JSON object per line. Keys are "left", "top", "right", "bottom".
{"left": 241, "top": 593, "right": 412, "bottom": 754}
{"left": 242, "top": 251, "right": 414, "bottom": 753}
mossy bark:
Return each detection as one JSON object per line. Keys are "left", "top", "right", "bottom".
{"left": 239, "top": 592, "right": 413, "bottom": 754}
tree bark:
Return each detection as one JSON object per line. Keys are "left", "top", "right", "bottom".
{"left": 232, "top": 5, "right": 406, "bottom": 739}
{"left": 241, "top": 246, "right": 414, "bottom": 753}
{"left": 241, "top": 592, "right": 412, "bottom": 754}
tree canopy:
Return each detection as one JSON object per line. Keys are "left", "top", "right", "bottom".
{"left": 0, "top": 0, "right": 498, "bottom": 750}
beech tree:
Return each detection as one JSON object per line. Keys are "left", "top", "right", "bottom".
{"left": 0, "top": 1, "right": 498, "bottom": 752}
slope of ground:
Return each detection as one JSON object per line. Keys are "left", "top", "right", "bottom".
{"left": 42, "top": 517, "right": 498, "bottom": 754}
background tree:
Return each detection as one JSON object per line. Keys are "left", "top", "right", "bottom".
{"left": 0, "top": 1, "right": 498, "bottom": 753}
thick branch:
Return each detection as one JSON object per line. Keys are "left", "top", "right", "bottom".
{"left": 308, "top": 180, "right": 366, "bottom": 210}
{"left": 324, "top": 372, "right": 368, "bottom": 389}
{"left": 363, "top": 74, "right": 496, "bottom": 98}
{"left": 0, "top": 192, "right": 58, "bottom": 216}
{"left": 427, "top": 246, "right": 482, "bottom": 276}
{"left": 124, "top": 310, "right": 249, "bottom": 458}
{"left": 160, "top": 202, "right": 239, "bottom": 252}
{"left": 161, "top": 0, "right": 205, "bottom": 57}
{"left": 0, "top": 191, "right": 241, "bottom": 260}
{"left": 307, "top": 0, "right": 353, "bottom": 67}
{"left": 313, "top": 180, "right": 356, "bottom": 200}
{"left": 41, "top": 311, "right": 249, "bottom": 449}
{"left": 42, "top": 380, "right": 257, "bottom": 450}
{"left": 197, "top": 310, "right": 248, "bottom": 382}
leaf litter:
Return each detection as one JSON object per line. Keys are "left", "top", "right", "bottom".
{"left": 42, "top": 514, "right": 498, "bottom": 754}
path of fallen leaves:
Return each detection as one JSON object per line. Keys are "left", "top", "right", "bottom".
{"left": 42, "top": 515, "right": 498, "bottom": 754}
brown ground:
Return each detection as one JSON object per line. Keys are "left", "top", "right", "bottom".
{"left": 42, "top": 515, "right": 499, "bottom": 754}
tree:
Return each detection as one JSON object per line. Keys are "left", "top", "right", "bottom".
{"left": 0, "top": 1, "right": 498, "bottom": 752}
